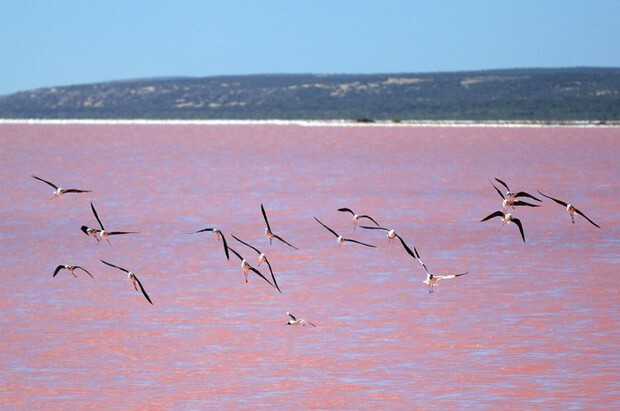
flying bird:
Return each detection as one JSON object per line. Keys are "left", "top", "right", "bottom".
{"left": 231, "top": 234, "right": 282, "bottom": 294}
{"left": 481, "top": 211, "right": 526, "bottom": 243}
{"left": 89, "top": 201, "right": 139, "bottom": 245}
{"left": 490, "top": 179, "right": 540, "bottom": 214}
{"left": 359, "top": 225, "right": 398, "bottom": 242}
{"left": 80, "top": 225, "right": 102, "bottom": 243}
{"left": 360, "top": 225, "right": 418, "bottom": 255}
{"left": 99, "top": 260, "right": 153, "bottom": 304}
{"left": 337, "top": 207, "right": 380, "bottom": 230}
{"left": 31, "top": 174, "right": 91, "bottom": 199}
{"left": 314, "top": 216, "right": 376, "bottom": 248}
{"left": 412, "top": 247, "right": 469, "bottom": 294}
{"left": 286, "top": 312, "right": 316, "bottom": 327}
{"left": 226, "top": 246, "right": 276, "bottom": 289}
{"left": 494, "top": 178, "right": 542, "bottom": 202}
{"left": 537, "top": 190, "right": 600, "bottom": 228}
{"left": 261, "top": 204, "right": 299, "bottom": 249}
{"left": 190, "top": 227, "right": 230, "bottom": 261}
{"left": 53, "top": 264, "right": 94, "bottom": 278}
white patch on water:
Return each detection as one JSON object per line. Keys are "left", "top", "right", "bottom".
{"left": 0, "top": 118, "right": 616, "bottom": 128}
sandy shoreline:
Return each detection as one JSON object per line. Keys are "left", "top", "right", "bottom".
{"left": 0, "top": 118, "right": 618, "bottom": 128}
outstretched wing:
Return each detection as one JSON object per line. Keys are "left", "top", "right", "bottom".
{"left": 273, "top": 234, "right": 299, "bottom": 250}
{"left": 219, "top": 231, "right": 230, "bottom": 260}
{"left": 133, "top": 274, "right": 153, "bottom": 305}
{"left": 226, "top": 246, "right": 243, "bottom": 262}
{"left": 99, "top": 259, "right": 129, "bottom": 273}
{"left": 314, "top": 216, "right": 339, "bottom": 238}
{"left": 337, "top": 207, "right": 355, "bottom": 216}
{"left": 263, "top": 259, "right": 282, "bottom": 294}
{"left": 574, "top": 208, "right": 601, "bottom": 229}
{"left": 249, "top": 266, "right": 275, "bottom": 289}
{"left": 436, "top": 272, "right": 469, "bottom": 281}
{"left": 261, "top": 204, "right": 272, "bottom": 232}
{"left": 412, "top": 247, "right": 431, "bottom": 275}
{"left": 494, "top": 177, "right": 510, "bottom": 192}
{"left": 489, "top": 179, "right": 505, "bottom": 199}
{"left": 53, "top": 265, "right": 65, "bottom": 278}
{"left": 287, "top": 312, "right": 297, "bottom": 321}
{"left": 90, "top": 201, "right": 105, "bottom": 230}
{"left": 31, "top": 174, "right": 58, "bottom": 190}
{"left": 514, "top": 191, "right": 541, "bottom": 202}
{"left": 64, "top": 189, "right": 92, "bottom": 194}
{"left": 359, "top": 225, "right": 389, "bottom": 232}
{"left": 342, "top": 238, "right": 376, "bottom": 248}
{"left": 108, "top": 231, "right": 140, "bottom": 236}
{"left": 358, "top": 215, "right": 380, "bottom": 226}
{"left": 303, "top": 319, "right": 317, "bottom": 327}
{"left": 512, "top": 217, "right": 526, "bottom": 243}
{"left": 480, "top": 211, "right": 504, "bottom": 222}
{"left": 231, "top": 234, "right": 262, "bottom": 255}
{"left": 192, "top": 227, "right": 215, "bottom": 234}
{"left": 398, "top": 236, "right": 417, "bottom": 259}
{"left": 513, "top": 200, "right": 540, "bottom": 208}
{"left": 76, "top": 266, "right": 94, "bottom": 278}
{"left": 537, "top": 190, "right": 569, "bottom": 207}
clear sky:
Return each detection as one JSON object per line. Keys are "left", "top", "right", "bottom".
{"left": 1, "top": 0, "right": 619, "bottom": 96}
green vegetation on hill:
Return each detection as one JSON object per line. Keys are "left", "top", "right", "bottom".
{"left": 0, "top": 68, "right": 618, "bottom": 121}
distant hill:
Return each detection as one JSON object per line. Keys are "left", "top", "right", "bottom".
{"left": 0, "top": 68, "right": 618, "bottom": 122}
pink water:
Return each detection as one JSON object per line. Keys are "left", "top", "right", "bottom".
{"left": 1, "top": 122, "right": 619, "bottom": 409}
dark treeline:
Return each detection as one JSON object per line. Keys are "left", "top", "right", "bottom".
{"left": 0, "top": 68, "right": 618, "bottom": 121}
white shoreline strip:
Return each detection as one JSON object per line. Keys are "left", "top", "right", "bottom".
{"left": 0, "top": 118, "right": 617, "bottom": 128}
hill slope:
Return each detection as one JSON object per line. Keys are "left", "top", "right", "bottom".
{"left": 0, "top": 68, "right": 618, "bottom": 121}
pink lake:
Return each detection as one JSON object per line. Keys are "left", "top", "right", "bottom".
{"left": 1, "top": 122, "right": 619, "bottom": 409}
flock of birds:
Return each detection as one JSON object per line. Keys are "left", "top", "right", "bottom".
{"left": 32, "top": 173, "right": 601, "bottom": 326}
{"left": 480, "top": 177, "right": 600, "bottom": 243}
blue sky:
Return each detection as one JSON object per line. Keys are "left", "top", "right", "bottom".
{"left": 1, "top": 0, "right": 619, "bottom": 95}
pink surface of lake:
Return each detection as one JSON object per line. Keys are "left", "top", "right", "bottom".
{"left": 1, "top": 122, "right": 619, "bottom": 409}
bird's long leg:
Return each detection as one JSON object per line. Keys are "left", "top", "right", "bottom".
{"left": 497, "top": 219, "right": 508, "bottom": 232}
